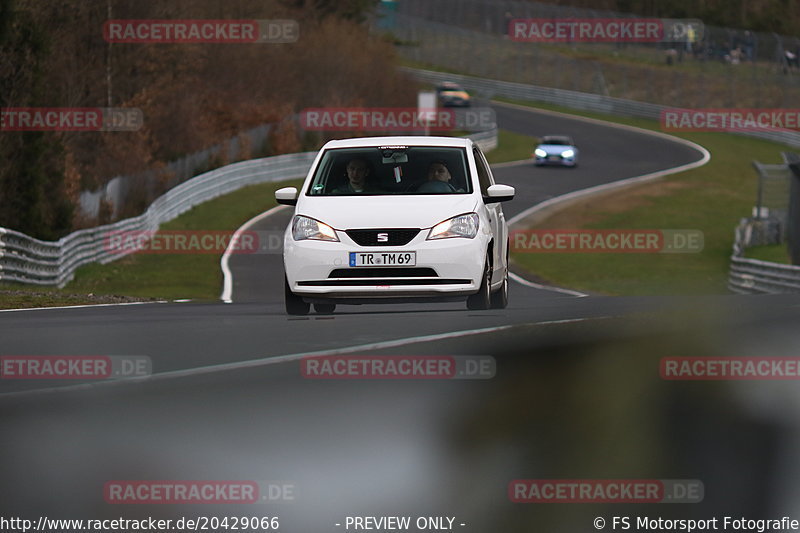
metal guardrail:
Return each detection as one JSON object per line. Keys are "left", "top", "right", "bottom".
{"left": 402, "top": 67, "right": 800, "bottom": 148}
{"left": 7, "top": 71, "right": 792, "bottom": 296}
{"left": 729, "top": 255, "right": 800, "bottom": 293}
{"left": 0, "top": 130, "right": 497, "bottom": 287}
{"left": 391, "top": 0, "right": 796, "bottom": 67}
{"left": 79, "top": 122, "right": 277, "bottom": 220}
{"left": 469, "top": 127, "right": 498, "bottom": 152}
{"left": 393, "top": 68, "right": 800, "bottom": 295}
{"left": 728, "top": 154, "right": 800, "bottom": 294}
{"left": 0, "top": 153, "right": 318, "bottom": 287}
{"left": 12, "top": 66, "right": 784, "bottom": 295}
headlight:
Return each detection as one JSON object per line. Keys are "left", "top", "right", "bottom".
{"left": 561, "top": 149, "right": 575, "bottom": 158}
{"left": 534, "top": 148, "right": 547, "bottom": 158}
{"left": 427, "top": 213, "right": 479, "bottom": 240}
{"left": 292, "top": 215, "right": 339, "bottom": 242}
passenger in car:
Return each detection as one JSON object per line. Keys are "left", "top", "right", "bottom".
{"left": 418, "top": 160, "right": 462, "bottom": 192}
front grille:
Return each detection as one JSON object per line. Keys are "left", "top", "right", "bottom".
{"left": 345, "top": 229, "right": 420, "bottom": 246}
{"left": 328, "top": 268, "right": 436, "bottom": 278}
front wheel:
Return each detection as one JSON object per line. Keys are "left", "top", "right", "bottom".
{"left": 490, "top": 263, "right": 509, "bottom": 309}
{"left": 466, "top": 258, "right": 491, "bottom": 310}
{"left": 285, "top": 276, "right": 310, "bottom": 315}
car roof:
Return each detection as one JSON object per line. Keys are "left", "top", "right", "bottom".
{"left": 540, "top": 135, "right": 574, "bottom": 144}
{"left": 322, "top": 136, "right": 472, "bottom": 149}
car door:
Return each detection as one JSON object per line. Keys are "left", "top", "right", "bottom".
{"left": 472, "top": 145, "right": 508, "bottom": 285}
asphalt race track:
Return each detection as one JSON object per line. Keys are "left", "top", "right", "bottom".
{"left": 4, "top": 102, "right": 800, "bottom": 530}
{"left": 224, "top": 101, "right": 705, "bottom": 304}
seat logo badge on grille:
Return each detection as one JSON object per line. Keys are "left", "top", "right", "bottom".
{"left": 377, "top": 233, "right": 389, "bottom": 242}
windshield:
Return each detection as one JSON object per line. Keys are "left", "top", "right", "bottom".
{"left": 306, "top": 146, "right": 471, "bottom": 195}
{"left": 542, "top": 137, "right": 573, "bottom": 145}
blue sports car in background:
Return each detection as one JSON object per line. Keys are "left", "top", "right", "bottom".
{"left": 533, "top": 135, "right": 578, "bottom": 167}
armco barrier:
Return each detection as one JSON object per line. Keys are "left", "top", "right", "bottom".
{"left": 8, "top": 68, "right": 793, "bottom": 294}
{"left": 397, "top": 67, "right": 800, "bottom": 295}
{"left": 728, "top": 154, "right": 800, "bottom": 294}
{"left": 729, "top": 255, "right": 800, "bottom": 293}
{"left": 0, "top": 129, "right": 497, "bottom": 287}
{"left": 402, "top": 67, "right": 800, "bottom": 149}
{"left": 0, "top": 152, "right": 317, "bottom": 287}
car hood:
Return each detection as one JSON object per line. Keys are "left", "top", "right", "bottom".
{"left": 296, "top": 195, "right": 479, "bottom": 230}
{"left": 538, "top": 144, "right": 576, "bottom": 155}
{"left": 441, "top": 90, "right": 470, "bottom": 99}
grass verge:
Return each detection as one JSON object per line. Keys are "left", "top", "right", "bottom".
{"left": 499, "top": 97, "right": 789, "bottom": 295}
{"left": 743, "top": 244, "right": 791, "bottom": 264}
{"left": 0, "top": 179, "right": 303, "bottom": 309}
{"left": 485, "top": 129, "right": 538, "bottom": 164}
{"left": 0, "top": 129, "right": 535, "bottom": 310}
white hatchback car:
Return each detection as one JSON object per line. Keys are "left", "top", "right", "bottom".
{"left": 275, "top": 136, "right": 515, "bottom": 315}
{"left": 533, "top": 135, "right": 578, "bottom": 167}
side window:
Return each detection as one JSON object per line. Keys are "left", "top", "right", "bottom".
{"left": 473, "top": 147, "right": 494, "bottom": 195}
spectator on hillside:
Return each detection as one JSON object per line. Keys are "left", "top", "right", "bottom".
{"left": 784, "top": 49, "right": 799, "bottom": 72}
{"left": 665, "top": 47, "right": 678, "bottom": 65}
{"left": 686, "top": 24, "right": 697, "bottom": 55}
{"left": 743, "top": 31, "right": 756, "bottom": 61}
{"left": 726, "top": 46, "right": 743, "bottom": 65}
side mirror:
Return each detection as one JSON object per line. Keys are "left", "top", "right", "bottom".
{"left": 484, "top": 184, "right": 515, "bottom": 203}
{"left": 275, "top": 187, "right": 299, "bottom": 206}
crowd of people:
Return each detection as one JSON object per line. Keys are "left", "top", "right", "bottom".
{"left": 663, "top": 29, "right": 800, "bottom": 72}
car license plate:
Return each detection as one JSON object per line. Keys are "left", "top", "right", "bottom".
{"left": 549, "top": 155, "right": 560, "bottom": 160}
{"left": 349, "top": 251, "right": 416, "bottom": 267}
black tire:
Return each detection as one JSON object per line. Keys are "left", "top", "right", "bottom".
{"left": 467, "top": 257, "right": 491, "bottom": 310}
{"left": 314, "top": 303, "right": 336, "bottom": 314}
{"left": 285, "top": 276, "right": 309, "bottom": 315}
{"left": 490, "top": 259, "right": 509, "bottom": 309}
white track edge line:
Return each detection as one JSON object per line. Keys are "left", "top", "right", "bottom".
{"left": 509, "top": 272, "right": 588, "bottom": 297}
{"left": 0, "top": 318, "right": 604, "bottom": 399}
{"left": 491, "top": 158, "right": 533, "bottom": 169}
{"left": 0, "top": 300, "right": 168, "bottom": 313}
{"left": 494, "top": 100, "right": 712, "bottom": 294}
{"left": 220, "top": 205, "right": 288, "bottom": 303}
